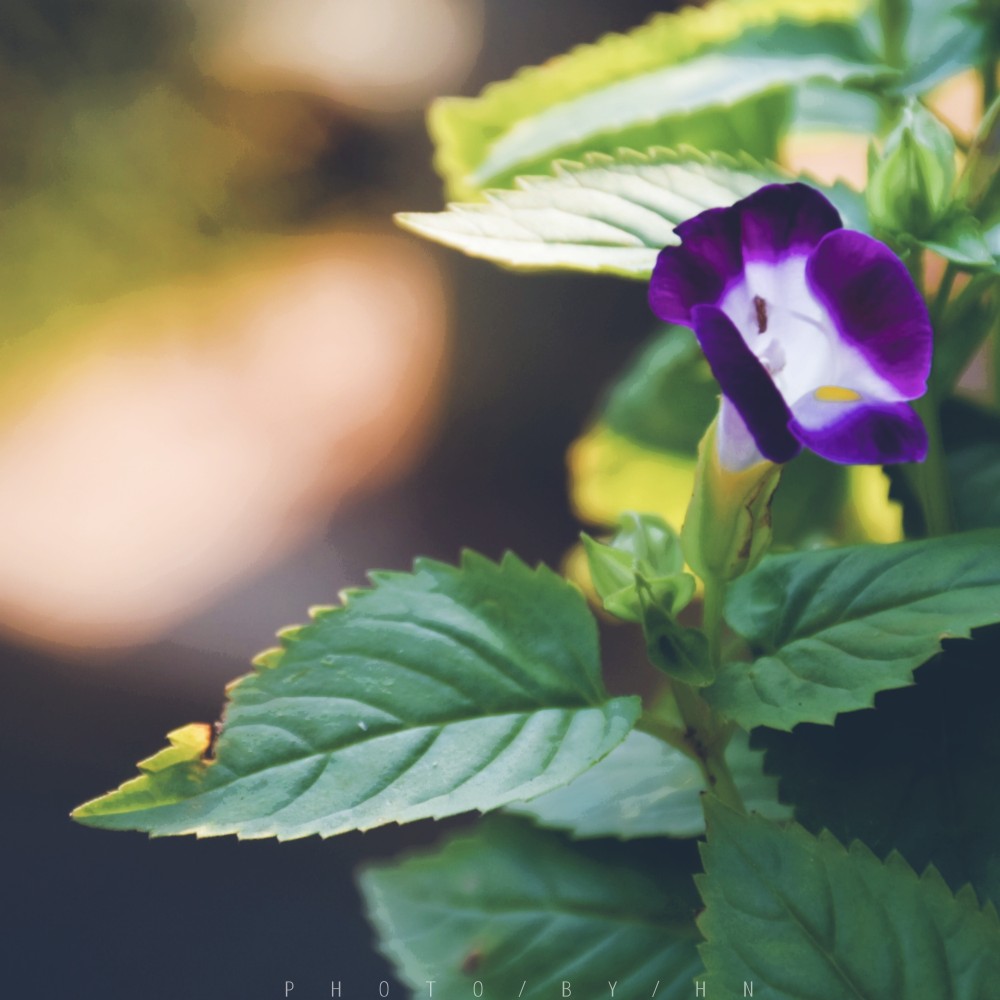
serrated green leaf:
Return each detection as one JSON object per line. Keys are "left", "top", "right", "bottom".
{"left": 398, "top": 149, "right": 867, "bottom": 278}
{"left": 429, "top": 0, "right": 875, "bottom": 198}
{"left": 698, "top": 800, "right": 1000, "bottom": 997}
{"left": 360, "top": 819, "right": 703, "bottom": 1000}
{"left": 72, "top": 552, "right": 639, "bottom": 839}
{"left": 506, "top": 729, "right": 790, "bottom": 840}
{"left": 704, "top": 531, "right": 1000, "bottom": 730}
{"left": 757, "top": 623, "right": 1000, "bottom": 909}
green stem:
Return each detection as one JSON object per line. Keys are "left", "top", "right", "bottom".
{"left": 931, "top": 263, "right": 957, "bottom": 331}
{"left": 912, "top": 370, "right": 953, "bottom": 536}
{"left": 702, "top": 574, "right": 727, "bottom": 671}
{"left": 641, "top": 682, "right": 745, "bottom": 814}
{"left": 878, "top": 0, "right": 909, "bottom": 70}
{"left": 905, "top": 250, "right": 954, "bottom": 536}
{"left": 983, "top": 48, "right": 998, "bottom": 111}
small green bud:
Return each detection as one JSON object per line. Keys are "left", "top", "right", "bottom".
{"left": 681, "top": 420, "right": 782, "bottom": 584}
{"left": 637, "top": 577, "right": 714, "bottom": 687}
{"left": 581, "top": 512, "right": 695, "bottom": 623}
{"left": 866, "top": 101, "right": 956, "bottom": 238}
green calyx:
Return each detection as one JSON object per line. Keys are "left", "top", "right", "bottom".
{"left": 867, "top": 100, "right": 956, "bottom": 239}
{"left": 681, "top": 419, "right": 782, "bottom": 585}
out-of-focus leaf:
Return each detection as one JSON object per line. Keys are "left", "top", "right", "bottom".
{"left": 361, "top": 819, "right": 703, "bottom": 1000}
{"left": 430, "top": 0, "right": 880, "bottom": 199}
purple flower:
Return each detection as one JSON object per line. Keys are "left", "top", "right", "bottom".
{"left": 648, "top": 183, "right": 932, "bottom": 470}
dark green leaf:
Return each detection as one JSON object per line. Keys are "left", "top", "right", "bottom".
{"left": 361, "top": 819, "right": 703, "bottom": 1000}
{"left": 72, "top": 553, "right": 639, "bottom": 839}
{"left": 757, "top": 623, "right": 1000, "bottom": 908}
{"left": 698, "top": 800, "right": 1000, "bottom": 997}
{"left": 705, "top": 531, "right": 1000, "bottom": 730}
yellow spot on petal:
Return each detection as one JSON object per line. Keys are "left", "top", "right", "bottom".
{"left": 815, "top": 385, "right": 861, "bottom": 403}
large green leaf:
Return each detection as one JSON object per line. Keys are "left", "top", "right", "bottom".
{"left": 430, "top": 0, "right": 877, "bottom": 198}
{"left": 698, "top": 800, "right": 1000, "bottom": 997}
{"left": 506, "top": 728, "right": 790, "bottom": 839}
{"left": 360, "top": 819, "right": 703, "bottom": 1000}
{"left": 398, "top": 149, "right": 867, "bottom": 279}
{"left": 704, "top": 531, "right": 1000, "bottom": 730}
{"left": 757, "top": 623, "right": 1000, "bottom": 909}
{"left": 72, "top": 553, "right": 639, "bottom": 839}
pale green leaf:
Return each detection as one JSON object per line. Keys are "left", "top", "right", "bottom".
{"left": 506, "top": 729, "right": 790, "bottom": 840}
{"left": 398, "top": 148, "right": 866, "bottom": 279}
{"left": 698, "top": 801, "right": 1000, "bottom": 997}
{"left": 430, "top": 0, "right": 875, "bottom": 198}
{"left": 360, "top": 819, "right": 703, "bottom": 1000}
{"left": 72, "top": 553, "right": 639, "bottom": 839}
{"left": 704, "top": 531, "right": 1000, "bottom": 730}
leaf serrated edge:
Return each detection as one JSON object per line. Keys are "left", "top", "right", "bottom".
{"left": 696, "top": 803, "right": 1000, "bottom": 980}
{"left": 429, "top": 0, "right": 868, "bottom": 197}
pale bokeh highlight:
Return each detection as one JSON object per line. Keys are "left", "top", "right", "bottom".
{"left": 0, "top": 234, "right": 448, "bottom": 649}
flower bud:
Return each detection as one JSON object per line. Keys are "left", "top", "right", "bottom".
{"left": 581, "top": 512, "right": 695, "bottom": 622}
{"left": 867, "top": 101, "right": 956, "bottom": 238}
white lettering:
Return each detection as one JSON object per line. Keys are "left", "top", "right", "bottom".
{"left": 562, "top": 983, "right": 572, "bottom": 998}
{"left": 650, "top": 982, "right": 660, "bottom": 999}
{"left": 426, "top": 983, "right": 435, "bottom": 998}
{"left": 285, "top": 984, "right": 295, "bottom": 998}
{"left": 695, "top": 983, "right": 706, "bottom": 998}
{"left": 380, "top": 982, "right": 390, "bottom": 998}
{"left": 473, "top": 982, "right": 484, "bottom": 998}
{"left": 608, "top": 983, "right": 617, "bottom": 998}
{"left": 331, "top": 983, "right": 342, "bottom": 997}
{"left": 744, "top": 985, "right": 753, "bottom": 997}
{"left": 518, "top": 982, "right": 527, "bottom": 998}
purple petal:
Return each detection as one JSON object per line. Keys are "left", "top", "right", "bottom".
{"left": 649, "top": 207, "right": 742, "bottom": 324}
{"left": 806, "top": 230, "right": 932, "bottom": 399}
{"left": 738, "top": 182, "right": 843, "bottom": 263}
{"left": 692, "top": 304, "right": 801, "bottom": 464}
{"left": 789, "top": 394, "right": 928, "bottom": 464}
{"left": 649, "top": 183, "right": 842, "bottom": 325}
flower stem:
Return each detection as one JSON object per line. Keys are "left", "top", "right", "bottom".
{"left": 906, "top": 250, "right": 954, "bottom": 537}
{"left": 931, "top": 263, "right": 958, "bottom": 331}
{"left": 640, "top": 681, "right": 745, "bottom": 814}
{"left": 912, "top": 371, "right": 953, "bottom": 536}
{"left": 702, "top": 574, "right": 727, "bottom": 671}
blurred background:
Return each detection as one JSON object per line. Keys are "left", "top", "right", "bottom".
{"left": 1, "top": 1, "right": 687, "bottom": 996}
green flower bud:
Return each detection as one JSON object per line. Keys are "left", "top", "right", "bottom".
{"left": 681, "top": 419, "right": 782, "bottom": 584}
{"left": 867, "top": 101, "right": 956, "bottom": 238}
{"left": 581, "top": 512, "right": 695, "bottom": 623}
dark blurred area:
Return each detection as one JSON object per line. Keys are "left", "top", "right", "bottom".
{"left": 1, "top": 2, "right": 674, "bottom": 997}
